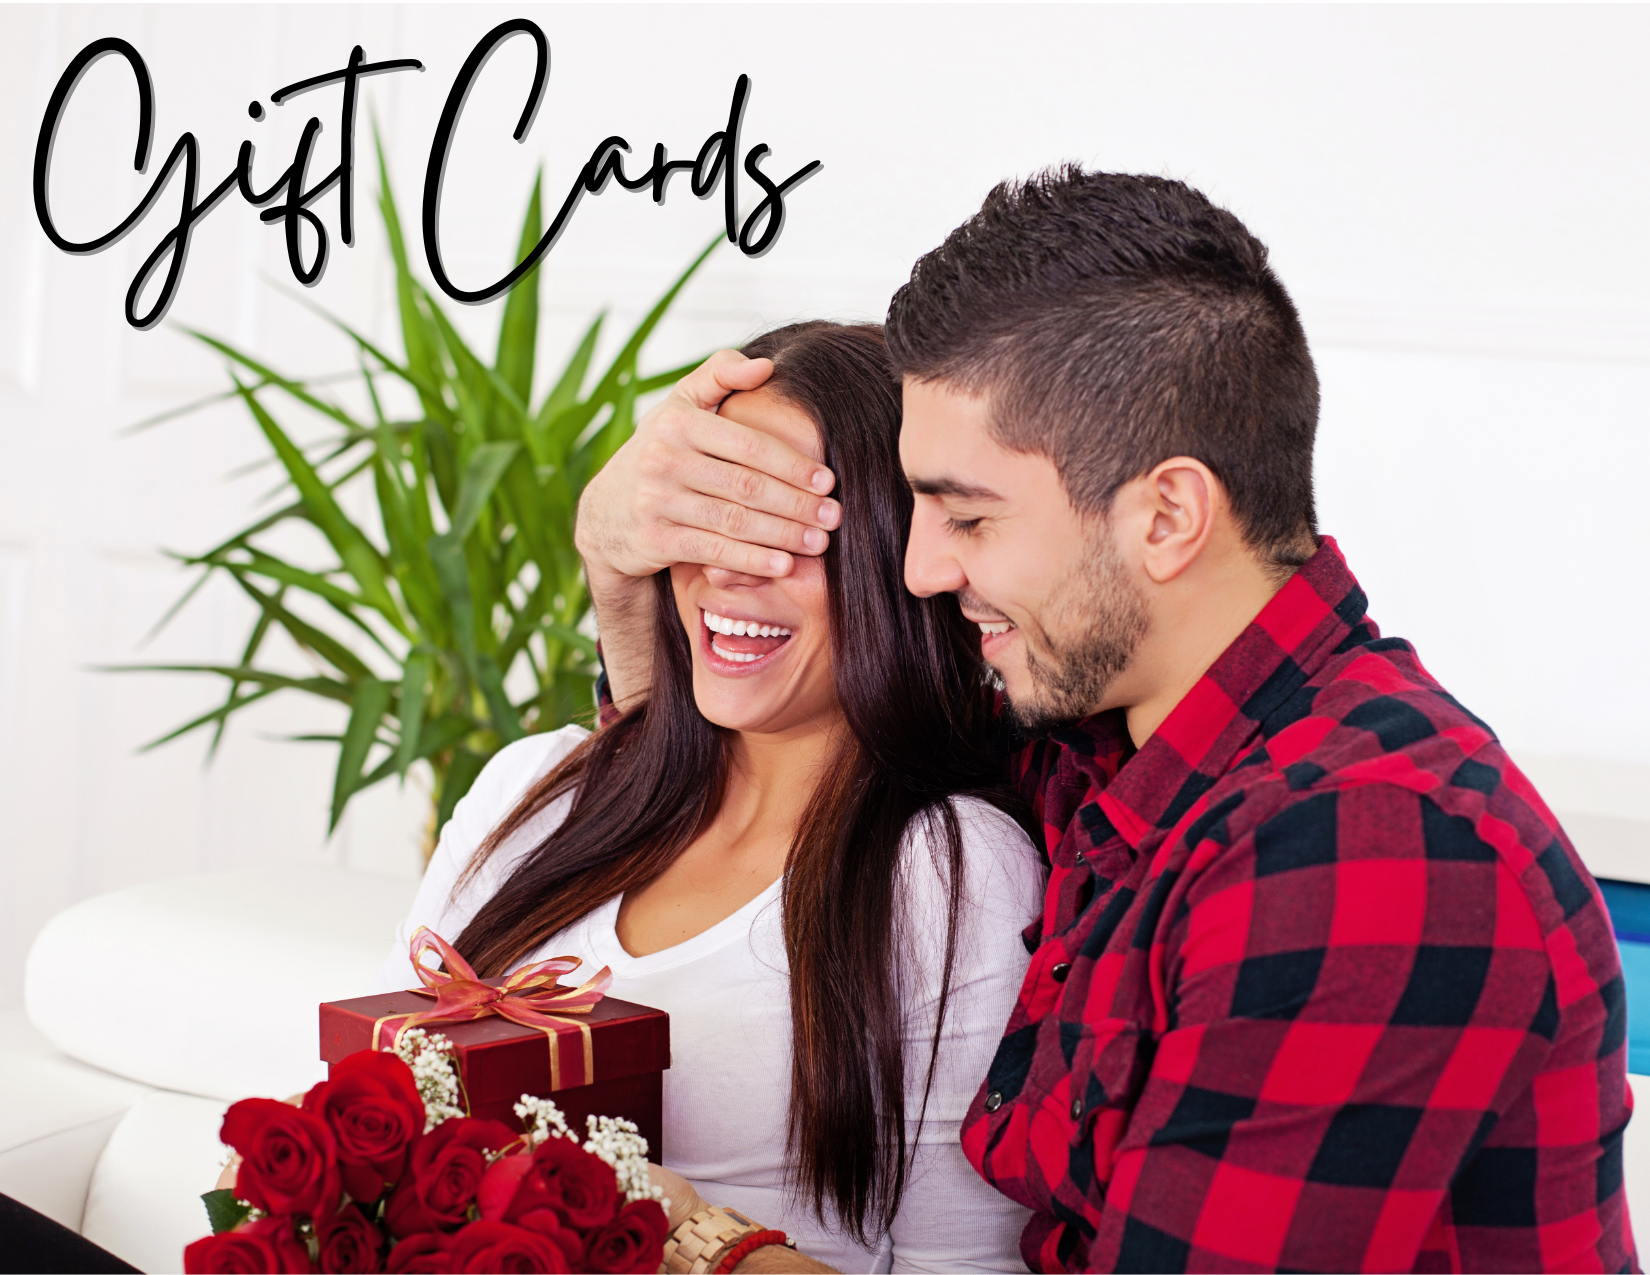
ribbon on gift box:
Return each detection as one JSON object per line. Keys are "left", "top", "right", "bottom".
{"left": 370, "top": 927, "right": 612, "bottom": 1091}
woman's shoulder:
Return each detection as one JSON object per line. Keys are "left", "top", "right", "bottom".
{"left": 434, "top": 725, "right": 591, "bottom": 878}
{"left": 899, "top": 795, "right": 1043, "bottom": 921}
{"left": 472, "top": 724, "right": 591, "bottom": 804}
{"left": 903, "top": 794, "right": 1037, "bottom": 865}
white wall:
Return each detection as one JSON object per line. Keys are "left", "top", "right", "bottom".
{"left": 2, "top": 3, "right": 1646, "bottom": 1007}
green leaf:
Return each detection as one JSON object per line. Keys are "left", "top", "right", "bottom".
{"left": 435, "top": 747, "right": 488, "bottom": 837}
{"left": 228, "top": 375, "right": 402, "bottom": 624}
{"left": 475, "top": 653, "right": 525, "bottom": 743}
{"left": 395, "top": 651, "right": 431, "bottom": 779}
{"left": 107, "top": 664, "right": 355, "bottom": 703}
{"left": 449, "top": 442, "right": 520, "bottom": 543}
{"left": 202, "top": 1189, "right": 251, "bottom": 1235}
{"left": 428, "top": 533, "right": 477, "bottom": 666}
{"left": 421, "top": 293, "right": 531, "bottom": 445}
{"left": 331, "top": 678, "right": 393, "bottom": 831}
{"left": 496, "top": 173, "right": 543, "bottom": 407}
{"left": 137, "top": 686, "right": 279, "bottom": 753}
{"left": 530, "top": 314, "right": 604, "bottom": 457}
{"left": 184, "top": 330, "right": 359, "bottom": 433}
{"left": 230, "top": 555, "right": 401, "bottom": 656}
{"left": 376, "top": 135, "right": 453, "bottom": 430}
{"left": 584, "top": 364, "right": 638, "bottom": 480}
{"left": 225, "top": 571, "right": 377, "bottom": 682}
{"left": 581, "top": 236, "right": 719, "bottom": 420}
{"left": 541, "top": 620, "right": 598, "bottom": 661}
{"left": 429, "top": 531, "right": 523, "bottom": 744}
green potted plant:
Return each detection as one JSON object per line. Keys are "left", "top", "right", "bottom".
{"left": 124, "top": 145, "right": 715, "bottom": 852}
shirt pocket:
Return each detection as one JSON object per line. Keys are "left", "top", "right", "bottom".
{"left": 1020, "top": 1015, "right": 1156, "bottom": 1196}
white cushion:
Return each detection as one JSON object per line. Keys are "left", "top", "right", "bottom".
{"left": 26, "top": 865, "right": 417, "bottom": 1100}
{"left": 82, "top": 1091, "right": 232, "bottom": 1275}
{"left": 0, "top": 1011, "right": 153, "bottom": 1232}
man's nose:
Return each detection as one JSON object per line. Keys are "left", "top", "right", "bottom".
{"left": 703, "top": 566, "right": 771, "bottom": 589}
{"left": 904, "top": 516, "right": 966, "bottom": 599}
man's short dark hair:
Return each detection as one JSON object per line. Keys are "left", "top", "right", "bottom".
{"left": 885, "top": 167, "right": 1320, "bottom": 563}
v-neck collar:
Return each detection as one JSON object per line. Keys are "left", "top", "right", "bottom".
{"left": 578, "top": 877, "right": 785, "bottom": 976}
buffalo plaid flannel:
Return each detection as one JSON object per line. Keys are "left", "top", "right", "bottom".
{"left": 964, "top": 537, "right": 1636, "bottom": 1273}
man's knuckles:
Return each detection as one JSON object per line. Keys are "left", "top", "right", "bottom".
{"left": 729, "top": 465, "right": 770, "bottom": 504}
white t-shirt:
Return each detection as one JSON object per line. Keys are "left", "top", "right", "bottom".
{"left": 374, "top": 726, "right": 1042, "bottom": 1273}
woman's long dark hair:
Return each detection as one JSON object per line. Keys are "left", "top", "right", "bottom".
{"left": 453, "top": 322, "right": 1014, "bottom": 1240}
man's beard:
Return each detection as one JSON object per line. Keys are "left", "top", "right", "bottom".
{"left": 1004, "top": 525, "right": 1148, "bottom": 734}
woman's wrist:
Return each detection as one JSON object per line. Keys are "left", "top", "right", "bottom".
{"left": 663, "top": 1206, "right": 788, "bottom": 1275}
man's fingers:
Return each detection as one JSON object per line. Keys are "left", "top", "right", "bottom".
{"left": 664, "top": 450, "right": 840, "bottom": 540}
{"left": 667, "top": 354, "right": 838, "bottom": 498}
{"left": 673, "top": 349, "right": 775, "bottom": 412}
{"left": 679, "top": 410, "right": 839, "bottom": 507}
{"left": 662, "top": 488, "right": 831, "bottom": 556}
{"left": 664, "top": 526, "right": 797, "bottom": 578}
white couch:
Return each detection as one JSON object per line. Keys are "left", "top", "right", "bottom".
{"left": 1, "top": 865, "right": 415, "bottom": 1273}
{"left": 8, "top": 864, "right": 1650, "bottom": 1272}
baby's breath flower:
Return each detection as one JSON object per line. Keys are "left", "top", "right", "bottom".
{"left": 513, "top": 1094, "right": 574, "bottom": 1145}
{"left": 393, "top": 1028, "right": 465, "bottom": 1130}
{"left": 584, "top": 1114, "right": 667, "bottom": 1206}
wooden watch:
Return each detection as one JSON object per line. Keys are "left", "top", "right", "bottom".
{"left": 663, "top": 1205, "right": 780, "bottom": 1274}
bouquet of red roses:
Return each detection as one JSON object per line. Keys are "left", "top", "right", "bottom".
{"left": 184, "top": 1030, "right": 668, "bottom": 1274}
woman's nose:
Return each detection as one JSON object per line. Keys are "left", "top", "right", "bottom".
{"left": 703, "top": 566, "right": 771, "bottom": 589}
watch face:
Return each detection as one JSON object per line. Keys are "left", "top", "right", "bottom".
{"left": 724, "top": 1209, "right": 756, "bottom": 1230}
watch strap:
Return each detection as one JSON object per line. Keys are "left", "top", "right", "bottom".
{"left": 664, "top": 1205, "right": 767, "bottom": 1274}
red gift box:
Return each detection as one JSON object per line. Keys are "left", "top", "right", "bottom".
{"left": 320, "top": 986, "right": 670, "bottom": 1157}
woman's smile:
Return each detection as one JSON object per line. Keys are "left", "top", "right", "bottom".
{"left": 700, "top": 608, "right": 794, "bottom": 671}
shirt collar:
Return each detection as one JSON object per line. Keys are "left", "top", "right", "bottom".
{"left": 1097, "top": 535, "right": 1371, "bottom": 849}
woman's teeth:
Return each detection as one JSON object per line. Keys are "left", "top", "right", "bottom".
{"left": 978, "top": 621, "right": 1014, "bottom": 635}
{"left": 703, "top": 609, "right": 792, "bottom": 665}
{"left": 703, "top": 611, "right": 791, "bottom": 638}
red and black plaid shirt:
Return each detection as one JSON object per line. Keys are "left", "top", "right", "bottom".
{"left": 965, "top": 537, "right": 1636, "bottom": 1273}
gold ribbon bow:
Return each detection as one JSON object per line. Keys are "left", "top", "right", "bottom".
{"left": 370, "top": 927, "right": 612, "bottom": 1090}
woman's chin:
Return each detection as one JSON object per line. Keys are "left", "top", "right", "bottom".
{"left": 691, "top": 690, "right": 787, "bottom": 736}
{"left": 690, "top": 675, "right": 834, "bottom": 739}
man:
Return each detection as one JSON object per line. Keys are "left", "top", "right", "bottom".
{"left": 577, "top": 168, "right": 1634, "bottom": 1272}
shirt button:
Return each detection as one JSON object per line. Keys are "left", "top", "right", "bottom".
{"left": 1074, "top": 850, "right": 1086, "bottom": 864}
{"left": 1051, "top": 962, "right": 1071, "bottom": 982}
{"left": 1071, "top": 1098, "right": 1083, "bottom": 1120}
{"left": 985, "top": 1091, "right": 1003, "bottom": 1113}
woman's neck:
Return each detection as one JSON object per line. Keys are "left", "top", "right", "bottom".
{"left": 613, "top": 713, "right": 846, "bottom": 958}
{"left": 719, "top": 718, "right": 842, "bottom": 842}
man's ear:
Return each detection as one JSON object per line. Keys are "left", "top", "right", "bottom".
{"left": 1134, "top": 457, "right": 1217, "bottom": 585}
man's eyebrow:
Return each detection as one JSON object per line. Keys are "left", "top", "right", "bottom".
{"left": 907, "top": 476, "right": 1005, "bottom": 501}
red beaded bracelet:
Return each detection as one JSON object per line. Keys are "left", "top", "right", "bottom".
{"left": 713, "top": 1229, "right": 789, "bottom": 1274}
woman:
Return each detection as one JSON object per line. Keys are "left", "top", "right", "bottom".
{"left": 376, "top": 322, "right": 1042, "bottom": 1272}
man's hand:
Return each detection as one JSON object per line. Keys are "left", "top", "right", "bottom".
{"left": 648, "top": 1162, "right": 708, "bottom": 1233}
{"left": 575, "top": 349, "right": 841, "bottom": 708}
{"left": 577, "top": 349, "right": 840, "bottom": 581}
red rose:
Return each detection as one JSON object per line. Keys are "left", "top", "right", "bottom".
{"left": 499, "top": 1137, "right": 619, "bottom": 1229}
{"left": 582, "top": 1199, "right": 669, "bottom": 1274}
{"left": 305, "top": 1051, "right": 425, "bottom": 1203}
{"left": 514, "top": 1209, "right": 590, "bottom": 1265}
{"left": 447, "top": 1221, "right": 571, "bottom": 1273}
{"left": 385, "top": 1118, "right": 517, "bottom": 1235}
{"left": 184, "top": 1216, "right": 314, "bottom": 1274}
{"left": 475, "top": 1152, "right": 534, "bottom": 1222}
{"left": 221, "top": 1098, "right": 341, "bottom": 1221}
{"left": 316, "top": 1203, "right": 386, "bottom": 1273}
{"left": 384, "top": 1233, "right": 453, "bottom": 1274}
